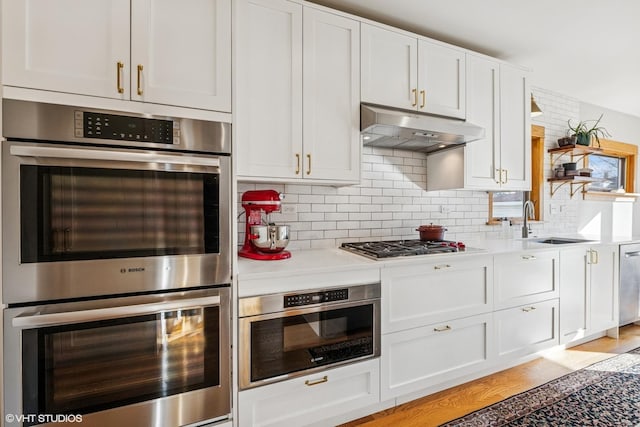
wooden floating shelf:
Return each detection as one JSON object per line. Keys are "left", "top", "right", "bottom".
{"left": 547, "top": 176, "right": 603, "bottom": 197}
{"left": 548, "top": 145, "right": 603, "bottom": 168}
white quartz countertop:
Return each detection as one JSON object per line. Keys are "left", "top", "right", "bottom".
{"left": 237, "top": 234, "right": 640, "bottom": 297}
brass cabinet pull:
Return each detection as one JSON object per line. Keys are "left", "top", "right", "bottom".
{"left": 434, "top": 264, "right": 451, "bottom": 270}
{"left": 495, "top": 169, "right": 501, "bottom": 184}
{"left": 295, "top": 154, "right": 301, "bottom": 175}
{"left": 433, "top": 325, "right": 451, "bottom": 332}
{"left": 411, "top": 88, "right": 418, "bottom": 107}
{"left": 305, "top": 375, "right": 328, "bottom": 386}
{"left": 116, "top": 61, "right": 124, "bottom": 94}
{"left": 137, "top": 64, "right": 144, "bottom": 95}
{"left": 590, "top": 249, "right": 599, "bottom": 265}
{"left": 502, "top": 169, "right": 508, "bottom": 184}
{"left": 306, "top": 154, "right": 311, "bottom": 175}
{"left": 521, "top": 255, "right": 537, "bottom": 260}
{"left": 420, "top": 90, "right": 426, "bottom": 109}
{"left": 522, "top": 306, "right": 537, "bottom": 312}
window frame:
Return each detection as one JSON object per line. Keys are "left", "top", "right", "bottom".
{"left": 584, "top": 138, "right": 637, "bottom": 197}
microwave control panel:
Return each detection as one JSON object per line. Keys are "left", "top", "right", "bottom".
{"left": 284, "top": 288, "right": 349, "bottom": 308}
{"left": 75, "top": 111, "right": 180, "bottom": 144}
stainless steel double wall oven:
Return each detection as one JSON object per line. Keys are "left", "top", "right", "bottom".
{"left": 2, "top": 100, "right": 232, "bottom": 427}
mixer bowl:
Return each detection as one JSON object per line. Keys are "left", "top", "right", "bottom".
{"left": 249, "top": 225, "right": 290, "bottom": 253}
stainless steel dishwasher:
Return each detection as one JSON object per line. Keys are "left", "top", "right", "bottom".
{"left": 620, "top": 243, "right": 640, "bottom": 325}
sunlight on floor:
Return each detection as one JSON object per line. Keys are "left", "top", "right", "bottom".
{"left": 538, "top": 347, "right": 617, "bottom": 371}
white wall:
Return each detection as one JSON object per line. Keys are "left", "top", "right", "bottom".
{"left": 238, "top": 88, "right": 639, "bottom": 249}
{"left": 579, "top": 102, "right": 640, "bottom": 237}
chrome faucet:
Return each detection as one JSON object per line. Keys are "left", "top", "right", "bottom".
{"left": 522, "top": 200, "right": 535, "bottom": 238}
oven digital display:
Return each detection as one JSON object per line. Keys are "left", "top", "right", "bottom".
{"left": 78, "top": 111, "right": 177, "bottom": 144}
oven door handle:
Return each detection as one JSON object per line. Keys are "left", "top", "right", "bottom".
{"left": 12, "top": 295, "right": 221, "bottom": 329}
{"left": 10, "top": 145, "right": 221, "bottom": 168}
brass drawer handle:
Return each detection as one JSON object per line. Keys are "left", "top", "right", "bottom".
{"left": 137, "top": 64, "right": 144, "bottom": 95}
{"left": 521, "top": 255, "right": 537, "bottom": 260}
{"left": 522, "top": 306, "right": 537, "bottom": 312}
{"left": 116, "top": 61, "right": 124, "bottom": 94}
{"left": 434, "top": 264, "right": 451, "bottom": 270}
{"left": 305, "top": 375, "right": 328, "bottom": 386}
{"left": 433, "top": 325, "right": 452, "bottom": 332}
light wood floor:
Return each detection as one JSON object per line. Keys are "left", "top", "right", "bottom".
{"left": 340, "top": 325, "right": 640, "bottom": 427}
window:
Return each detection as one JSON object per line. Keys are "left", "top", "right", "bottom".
{"left": 489, "top": 191, "right": 524, "bottom": 221}
{"left": 584, "top": 139, "right": 636, "bottom": 196}
{"left": 588, "top": 154, "right": 625, "bottom": 192}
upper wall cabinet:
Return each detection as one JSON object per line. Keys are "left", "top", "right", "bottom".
{"left": 1, "top": 0, "right": 231, "bottom": 112}
{"left": 465, "top": 57, "right": 531, "bottom": 191}
{"left": 235, "top": 0, "right": 361, "bottom": 184}
{"left": 427, "top": 58, "right": 530, "bottom": 191}
{"left": 361, "top": 23, "right": 465, "bottom": 119}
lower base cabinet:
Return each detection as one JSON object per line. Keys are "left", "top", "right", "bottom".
{"left": 381, "top": 313, "right": 494, "bottom": 400}
{"left": 495, "top": 299, "right": 559, "bottom": 359}
{"left": 238, "top": 358, "right": 380, "bottom": 427}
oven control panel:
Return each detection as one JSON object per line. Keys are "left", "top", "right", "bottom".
{"left": 284, "top": 289, "right": 349, "bottom": 307}
{"left": 75, "top": 111, "right": 180, "bottom": 144}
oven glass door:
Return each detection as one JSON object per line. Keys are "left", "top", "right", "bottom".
{"left": 249, "top": 303, "right": 375, "bottom": 384}
{"left": 21, "top": 304, "right": 221, "bottom": 419}
{"left": 20, "top": 165, "right": 220, "bottom": 263}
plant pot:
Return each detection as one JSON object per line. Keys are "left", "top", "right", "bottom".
{"left": 557, "top": 136, "right": 577, "bottom": 147}
{"left": 576, "top": 134, "right": 591, "bottom": 146}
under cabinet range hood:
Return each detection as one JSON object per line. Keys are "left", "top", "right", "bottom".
{"left": 361, "top": 104, "right": 485, "bottom": 154}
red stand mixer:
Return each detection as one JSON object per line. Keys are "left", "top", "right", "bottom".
{"left": 239, "top": 190, "right": 292, "bottom": 260}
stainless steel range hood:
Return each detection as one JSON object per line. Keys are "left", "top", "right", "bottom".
{"left": 361, "top": 104, "right": 485, "bottom": 154}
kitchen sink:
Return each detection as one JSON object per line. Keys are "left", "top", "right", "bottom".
{"left": 532, "top": 237, "right": 595, "bottom": 245}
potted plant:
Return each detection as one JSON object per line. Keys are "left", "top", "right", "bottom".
{"left": 566, "top": 114, "right": 611, "bottom": 147}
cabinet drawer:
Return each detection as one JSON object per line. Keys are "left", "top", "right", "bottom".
{"left": 381, "top": 313, "right": 493, "bottom": 400}
{"left": 495, "top": 250, "right": 559, "bottom": 308}
{"left": 238, "top": 359, "right": 379, "bottom": 427}
{"left": 495, "top": 299, "right": 559, "bottom": 359}
{"left": 382, "top": 255, "right": 493, "bottom": 333}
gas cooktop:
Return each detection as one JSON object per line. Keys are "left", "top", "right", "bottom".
{"left": 340, "top": 240, "right": 468, "bottom": 260}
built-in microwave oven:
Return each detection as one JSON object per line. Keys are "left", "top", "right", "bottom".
{"left": 238, "top": 283, "right": 381, "bottom": 389}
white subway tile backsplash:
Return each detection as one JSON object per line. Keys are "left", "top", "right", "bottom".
{"left": 237, "top": 88, "right": 583, "bottom": 249}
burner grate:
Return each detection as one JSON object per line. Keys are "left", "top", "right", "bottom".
{"left": 341, "top": 239, "right": 464, "bottom": 259}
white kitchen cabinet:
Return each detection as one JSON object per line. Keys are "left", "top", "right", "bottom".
{"left": 2, "top": 0, "right": 231, "bottom": 112}
{"left": 238, "top": 358, "right": 380, "bottom": 427}
{"left": 236, "top": 1, "right": 360, "bottom": 184}
{"left": 494, "top": 250, "right": 559, "bottom": 309}
{"left": 381, "top": 255, "right": 494, "bottom": 334}
{"left": 235, "top": 0, "right": 302, "bottom": 179}
{"left": 498, "top": 63, "right": 531, "bottom": 190}
{"left": 381, "top": 313, "right": 493, "bottom": 400}
{"left": 461, "top": 57, "right": 530, "bottom": 191}
{"left": 426, "top": 59, "right": 530, "bottom": 191}
{"left": 361, "top": 23, "right": 465, "bottom": 119}
{"left": 560, "top": 245, "right": 619, "bottom": 343}
{"left": 463, "top": 55, "right": 501, "bottom": 189}
{"left": 2, "top": 0, "right": 130, "bottom": 99}
{"left": 495, "top": 299, "right": 559, "bottom": 359}
{"left": 302, "top": 7, "right": 361, "bottom": 182}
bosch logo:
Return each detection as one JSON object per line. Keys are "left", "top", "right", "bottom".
{"left": 120, "top": 267, "right": 145, "bottom": 273}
